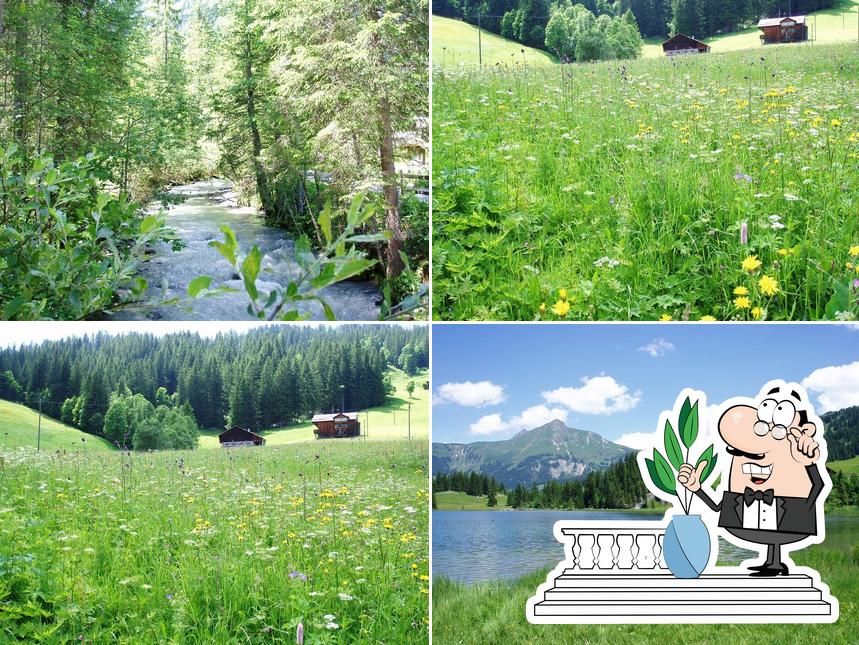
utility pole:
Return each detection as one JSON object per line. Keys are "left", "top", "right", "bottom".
{"left": 408, "top": 401, "right": 412, "bottom": 440}
{"left": 478, "top": 14, "right": 483, "bottom": 66}
{"left": 339, "top": 384, "right": 345, "bottom": 412}
{"left": 37, "top": 394, "right": 42, "bottom": 452}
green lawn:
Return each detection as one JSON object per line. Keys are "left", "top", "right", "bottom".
{"left": 830, "top": 456, "right": 859, "bottom": 475}
{"left": 432, "top": 15, "right": 556, "bottom": 67}
{"left": 0, "top": 400, "right": 114, "bottom": 452}
{"left": 435, "top": 490, "right": 508, "bottom": 510}
{"left": 199, "top": 368, "right": 429, "bottom": 448}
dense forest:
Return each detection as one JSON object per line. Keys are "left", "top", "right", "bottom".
{"left": 821, "top": 405, "right": 859, "bottom": 461}
{"left": 0, "top": 325, "right": 428, "bottom": 449}
{"left": 432, "top": 470, "right": 507, "bottom": 495}
{"left": 0, "top": 0, "right": 429, "bottom": 320}
{"left": 435, "top": 0, "right": 836, "bottom": 51}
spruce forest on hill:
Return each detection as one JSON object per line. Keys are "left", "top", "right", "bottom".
{"left": 0, "top": 325, "right": 428, "bottom": 450}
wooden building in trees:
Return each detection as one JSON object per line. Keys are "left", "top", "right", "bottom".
{"left": 311, "top": 412, "right": 361, "bottom": 438}
{"left": 219, "top": 426, "right": 266, "bottom": 448}
{"left": 758, "top": 16, "right": 808, "bottom": 44}
{"left": 661, "top": 34, "right": 710, "bottom": 56}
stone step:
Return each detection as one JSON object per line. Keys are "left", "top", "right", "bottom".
{"left": 554, "top": 572, "right": 814, "bottom": 588}
{"left": 532, "top": 599, "right": 833, "bottom": 618}
{"left": 543, "top": 587, "right": 822, "bottom": 602}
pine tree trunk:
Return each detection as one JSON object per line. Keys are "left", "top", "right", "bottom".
{"left": 12, "top": 1, "right": 28, "bottom": 148}
{"left": 378, "top": 93, "right": 404, "bottom": 278}
{"left": 243, "top": 28, "right": 272, "bottom": 217}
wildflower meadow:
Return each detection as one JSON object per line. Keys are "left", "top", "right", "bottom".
{"left": 433, "top": 43, "right": 859, "bottom": 320}
{"left": 0, "top": 440, "right": 428, "bottom": 643}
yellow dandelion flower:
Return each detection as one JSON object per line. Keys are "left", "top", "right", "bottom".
{"left": 659, "top": 314, "right": 673, "bottom": 321}
{"left": 733, "top": 286, "right": 749, "bottom": 296}
{"left": 831, "top": 118, "right": 842, "bottom": 127}
{"left": 751, "top": 307, "right": 763, "bottom": 320}
{"left": 699, "top": 315, "right": 717, "bottom": 321}
{"left": 847, "top": 262, "right": 855, "bottom": 271}
{"left": 849, "top": 245, "right": 859, "bottom": 257}
{"left": 741, "top": 255, "right": 762, "bottom": 272}
{"left": 558, "top": 288, "right": 568, "bottom": 301}
{"left": 734, "top": 296, "right": 751, "bottom": 309}
{"left": 777, "top": 248, "right": 789, "bottom": 256}
{"left": 539, "top": 303, "right": 546, "bottom": 315}
{"left": 551, "top": 299, "right": 570, "bottom": 317}
{"left": 758, "top": 275, "right": 779, "bottom": 297}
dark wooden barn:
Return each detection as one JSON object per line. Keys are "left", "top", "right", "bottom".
{"left": 311, "top": 412, "right": 361, "bottom": 438}
{"left": 218, "top": 426, "right": 266, "bottom": 448}
{"left": 661, "top": 33, "right": 710, "bottom": 56}
{"left": 758, "top": 16, "right": 808, "bottom": 44}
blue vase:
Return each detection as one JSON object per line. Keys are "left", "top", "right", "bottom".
{"left": 663, "top": 514, "right": 711, "bottom": 578}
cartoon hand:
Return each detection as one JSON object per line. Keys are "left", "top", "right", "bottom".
{"left": 677, "top": 461, "right": 707, "bottom": 492}
{"left": 788, "top": 427, "right": 819, "bottom": 465}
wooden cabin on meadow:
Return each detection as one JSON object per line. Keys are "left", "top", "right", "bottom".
{"left": 758, "top": 16, "right": 808, "bottom": 44}
{"left": 311, "top": 412, "right": 360, "bottom": 438}
{"left": 219, "top": 426, "right": 266, "bottom": 448}
{"left": 661, "top": 33, "right": 710, "bottom": 56}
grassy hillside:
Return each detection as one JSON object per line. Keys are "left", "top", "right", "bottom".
{"left": 199, "top": 367, "right": 429, "bottom": 448}
{"left": 437, "top": 1, "right": 858, "bottom": 64}
{"left": 643, "top": 0, "right": 859, "bottom": 57}
{"left": 432, "top": 15, "right": 555, "bottom": 67}
{"left": 435, "top": 490, "right": 509, "bottom": 510}
{"left": 830, "top": 456, "right": 859, "bottom": 475}
{"left": 0, "top": 400, "right": 114, "bottom": 452}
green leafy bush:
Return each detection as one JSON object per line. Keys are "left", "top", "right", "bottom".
{"left": 0, "top": 146, "right": 170, "bottom": 320}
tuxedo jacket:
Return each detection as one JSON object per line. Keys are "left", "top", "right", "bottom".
{"left": 693, "top": 464, "right": 824, "bottom": 537}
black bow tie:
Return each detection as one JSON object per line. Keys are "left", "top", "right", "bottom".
{"left": 743, "top": 487, "right": 774, "bottom": 506}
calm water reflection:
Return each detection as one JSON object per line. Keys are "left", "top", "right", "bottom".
{"left": 432, "top": 509, "right": 856, "bottom": 584}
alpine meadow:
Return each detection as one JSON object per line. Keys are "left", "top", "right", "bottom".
{"left": 0, "top": 324, "right": 430, "bottom": 642}
{"left": 432, "top": 44, "right": 859, "bottom": 321}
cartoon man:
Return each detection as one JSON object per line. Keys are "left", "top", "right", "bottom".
{"left": 677, "top": 383, "right": 824, "bottom": 577}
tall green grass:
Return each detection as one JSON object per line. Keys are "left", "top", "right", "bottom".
{"left": 433, "top": 44, "right": 859, "bottom": 320}
{"left": 0, "top": 441, "right": 428, "bottom": 642}
{"left": 433, "top": 545, "right": 857, "bottom": 643}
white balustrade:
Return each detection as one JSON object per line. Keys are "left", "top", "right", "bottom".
{"left": 555, "top": 522, "right": 669, "bottom": 574}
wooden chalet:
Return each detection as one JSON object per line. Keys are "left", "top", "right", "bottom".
{"left": 218, "top": 426, "right": 266, "bottom": 448}
{"left": 311, "top": 412, "right": 360, "bottom": 438}
{"left": 758, "top": 16, "right": 808, "bottom": 44}
{"left": 661, "top": 33, "right": 710, "bottom": 56}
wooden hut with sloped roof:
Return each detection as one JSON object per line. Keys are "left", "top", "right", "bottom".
{"left": 661, "top": 33, "right": 710, "bottom": 56}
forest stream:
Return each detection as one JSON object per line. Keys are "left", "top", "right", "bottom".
{"left": 112, "top": 180, "right": 381, "bottom": 321}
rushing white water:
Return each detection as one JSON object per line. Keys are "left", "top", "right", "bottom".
{"left": 112, "top": 180, "right": 381, "bottom": 321}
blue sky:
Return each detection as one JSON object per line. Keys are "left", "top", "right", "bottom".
{"left": 431, "top": 324, "right": 859, "bottom": 446}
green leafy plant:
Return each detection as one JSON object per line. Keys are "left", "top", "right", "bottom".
{"left": 0, "top": 146, "right": 173, "bottom": 320}
{"left": 198, "top": 193, "right": 387, "bottom": 320}
{"left": 644, "top": 396, "right": 718, "bottom": 514}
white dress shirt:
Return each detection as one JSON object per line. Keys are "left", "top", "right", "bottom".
{"left": 742, "top": 498, "right": 778, "bottom": 530}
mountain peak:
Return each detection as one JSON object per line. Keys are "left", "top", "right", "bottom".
{"left": 433, "top": 420, "right": 633, "bottom": 487}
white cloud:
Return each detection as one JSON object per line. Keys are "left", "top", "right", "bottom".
{"left": 801, "top": 361, "right": 859, "bottom": 413}
{"left": 542, "top": 375, "right": 642, "bottom": 415}
{"left": 469, "top": 405, "right": 568, "bottom": 436}
{"left": 614, "top": 432, "right": 653, "bottom": 451}
{"left": 509, "top": 405, "right": 568, "bottom": 430}
{"left": 435, "top": 381, "right": 505, "bottom": 407}
{"left": 637, "top": 338, "right": 675, "bottom": 358}
{"left": 469, "top": 414, "right": 509, "bottom": 435}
